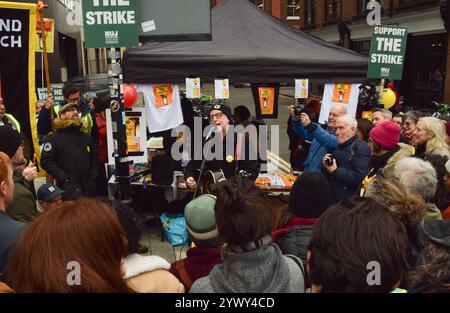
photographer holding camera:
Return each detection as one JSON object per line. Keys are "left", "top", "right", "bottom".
{"left": 322, "top": 115, "right": 370, "bottom": 203}
{"left": 290, "top": 103, "right": 347, "bottom": 173}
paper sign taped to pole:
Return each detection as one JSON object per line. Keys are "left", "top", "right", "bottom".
{"left": 185, "top": 78, "right": 201, "bottom": 99}
{"left": 215, "top": 79, "right": 229, "bottom": 99}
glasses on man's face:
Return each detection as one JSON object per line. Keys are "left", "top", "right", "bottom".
{"left": 209, "top": 112, "right": 223, "bottom": 120}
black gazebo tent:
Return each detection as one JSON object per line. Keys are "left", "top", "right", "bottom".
{"left": 123, "top": 0, "right": 367, "bottom": 84}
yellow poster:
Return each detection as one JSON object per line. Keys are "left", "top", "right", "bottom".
{"left": 259, "top": 87, "right": 275, "bottom": 115}
{"left": 35, "top": 18, "right": 54, "bottom": 53}
{"left": 332, "top": 83, "right": 351, "bottom": 104}
{"left": 125, "top": 116, "right": 140, "bottom": 153}
{"left": 153, "top": 84, "right": 174, "bottom": 108}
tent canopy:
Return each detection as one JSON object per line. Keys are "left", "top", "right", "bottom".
{"left": 123, "top": 0, "right": 368, "bottom": 84}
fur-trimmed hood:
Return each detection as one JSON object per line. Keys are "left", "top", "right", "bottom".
{"left": 52, "top": 118, "right": 88, "bottom": 133}
{"left": 382, "top": 143, "right": 415, "bottom": 179}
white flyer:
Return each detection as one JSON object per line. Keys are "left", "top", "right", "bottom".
{"left": 215, "top": 79, "right": 229, "bottom": 99}
{"left": 295, "top": 79, "right": 309, "bottom": 99}
{"left": 185, "top": 78, "right": 201, "bottom": 99}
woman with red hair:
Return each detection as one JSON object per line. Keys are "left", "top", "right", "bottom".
{"left": 4, "top": 198, "right": 134, "bottom": 293}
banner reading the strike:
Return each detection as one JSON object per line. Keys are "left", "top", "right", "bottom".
{"left": 0, "top": 2, "right": 38, "bottom": 156}
{"left": 367, "top": 25, "right": 408, "bottom": 80}
{"left": 82, "top": 0, "right": 139, "bottom": 48}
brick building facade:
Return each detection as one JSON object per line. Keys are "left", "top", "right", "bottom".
{"left": 212, "top": 0, "right": 449, "bottom": 107}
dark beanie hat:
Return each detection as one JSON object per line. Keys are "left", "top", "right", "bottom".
{"left": 288, "top": 172, "right": 331, "bottom": 218}
{"left": 209, "top": 103, "right": 232, "bottom": 122}
{"left": 0, "top": 126, "right": 22, "bottom": 158}
{"left": 369, "top": 120, "right": 401, "bottom": 150}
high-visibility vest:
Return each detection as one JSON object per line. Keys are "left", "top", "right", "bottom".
{"left": 54, "top": 105, "right": 94, "bottom": 134}
{"left": 4, "top": 114, "right": 20, "bottom": 133}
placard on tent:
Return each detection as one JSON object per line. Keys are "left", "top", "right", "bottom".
{"left": 138, "top": 0, "right": 212, "bottom": 42}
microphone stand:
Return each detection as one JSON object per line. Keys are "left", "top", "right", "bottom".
{"left": 193, "top": 127, "right": 215, "bottom": 198}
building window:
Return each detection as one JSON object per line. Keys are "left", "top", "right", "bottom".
{"left": 357, "top": 0, "right": 384, "bottom": 15}
{"left": 249, "top": 0, "right": 264, "bottom": 9}
{"left": 352, "top": 40, "right": 371, "bottom": 55}
{"left": 287, "top": 0, "right": 301, "bottom": 20}
{"left": 305, "top": 0, "right": 316, "bottom": 26}
{"left": 325, "top": 0, "right": 340, "bottom": 22}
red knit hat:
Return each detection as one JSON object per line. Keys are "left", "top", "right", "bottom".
{"left": 369, "top": 120, "right": 401, "bottom": 150}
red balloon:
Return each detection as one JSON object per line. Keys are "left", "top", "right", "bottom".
{"left": 123, "top": 84, "right": 138, "bottom": 109}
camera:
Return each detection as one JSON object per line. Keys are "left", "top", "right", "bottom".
{"left": 293, "top": 105, "right": 304, "bottom": 116}
{"left": 326, "top": 156, "right": 335, "bottom": 167}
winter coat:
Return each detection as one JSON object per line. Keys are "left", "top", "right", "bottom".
{"left": 40, "top": 118, "right": 98, "bottom": 200}
{"left": 327, "top": 136, "right": 370, "bottom": 203}
{"left": 190, "top": 241, "right": 305, "bottom": 293}
{"left": 292, "top": 120, "right": 338, "bottom": 173}
{"left": 185, "top": 130, "right": 259, "bottom": 181}
{"left": 382, "top": 143, "right": 415, "bottom": 178}
{"left": 272, "top": 217, "right": 317, "bottom": 262}
{"left": 170, "top": 247, "right": 223, "bottom": 292}
{"left": 0, "top": 211, "right": 25, "bottom": 273}
{"left": 124, "top": 254, "right": 184, "bottom": 293}
{"left": 6, "top": 173, "right": 38, "bottom": 223}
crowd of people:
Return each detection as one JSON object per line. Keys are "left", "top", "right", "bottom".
{"left": 0, "top": 81, "right": 450, "bottom": 293}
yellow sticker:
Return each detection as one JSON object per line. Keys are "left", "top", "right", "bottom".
{"left": 226, "top": 155, "right": 234, "bottom": 163}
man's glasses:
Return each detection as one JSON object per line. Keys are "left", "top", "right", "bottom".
{"left": 209, "top": 112, "right": 223, "bottom": 120}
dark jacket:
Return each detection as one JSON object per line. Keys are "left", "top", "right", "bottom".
{"left": 185, "top": 130, "right": 259, "bottom": 181}
{"left": 272, "top": 217, "right": 317, "bottom": 262}
{"left": 0, "top": 211, "right": 25, "bottom": 273}
{"left": 41, "top": 118, "right": 98, "bottom": 200}
{"left": 169, "top": 247, "right": 223, "bottom": 292}
{"left": 327, "top": 136, "right": 370, "bottom": 203}
{"left": 6, "top": 173, "right": 38, "bottom": 223}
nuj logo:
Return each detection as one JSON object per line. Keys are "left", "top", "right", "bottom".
{"left": 105, "top": 30, "right": 118, "bottom": 44}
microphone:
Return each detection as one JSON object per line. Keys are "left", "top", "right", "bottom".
{"left": 205, "top": 125, "right": 217, "bottom": 141}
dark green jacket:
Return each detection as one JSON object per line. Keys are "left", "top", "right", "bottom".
{"left": 6, "top": 173, "right": 38, "bottom": 223}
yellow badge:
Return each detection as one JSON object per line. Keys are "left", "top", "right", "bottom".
{"left": 226, "top": 155, "right": 234, "bottom": 163}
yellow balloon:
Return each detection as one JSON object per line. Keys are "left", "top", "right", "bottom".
{"left": 381, "top": 89, "right": 397, "bottom": 109}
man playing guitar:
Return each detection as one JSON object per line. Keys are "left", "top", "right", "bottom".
{"left": 184, "top": 103, "right": 260, "bottom": 190}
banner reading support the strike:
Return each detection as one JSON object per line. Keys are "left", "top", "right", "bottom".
{"left": 367, "top": 25, "right": 408, "bottom": 80}
{"left": 0, "top": 2, "right": 38, "bottom": 157}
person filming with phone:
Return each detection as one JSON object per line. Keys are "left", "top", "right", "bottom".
{"left": 322, "top": 115, "right": 370, "bottom": 203}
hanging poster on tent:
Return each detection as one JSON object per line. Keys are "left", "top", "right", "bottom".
{"left": 295, "top": 79, "right": 309, "bottom": 99}
{"left": 215, "top": 79, "right": 229, "bottom": 99}
{"left": 332, "top": 83, "right": 351, "bottom": 104}
{"left": 153, "top": 84, "right": 174, "bottom": 108}
{"left": 251, "top": 83, "right": 280, "bottom": 119}
{"left": 319, "top": 83, "right": 361, "bottom": 124}
{"left": 106, "top": 108, "right": 147, "bottom": 165}
{"left": 0, "top": 2, "right": 39, "bottom": 157}
{"left": 259, "top": 87, "right": 275, "bottom": 115}
{"left": 185, "top": 78, "right": 201, "bottom": 99}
